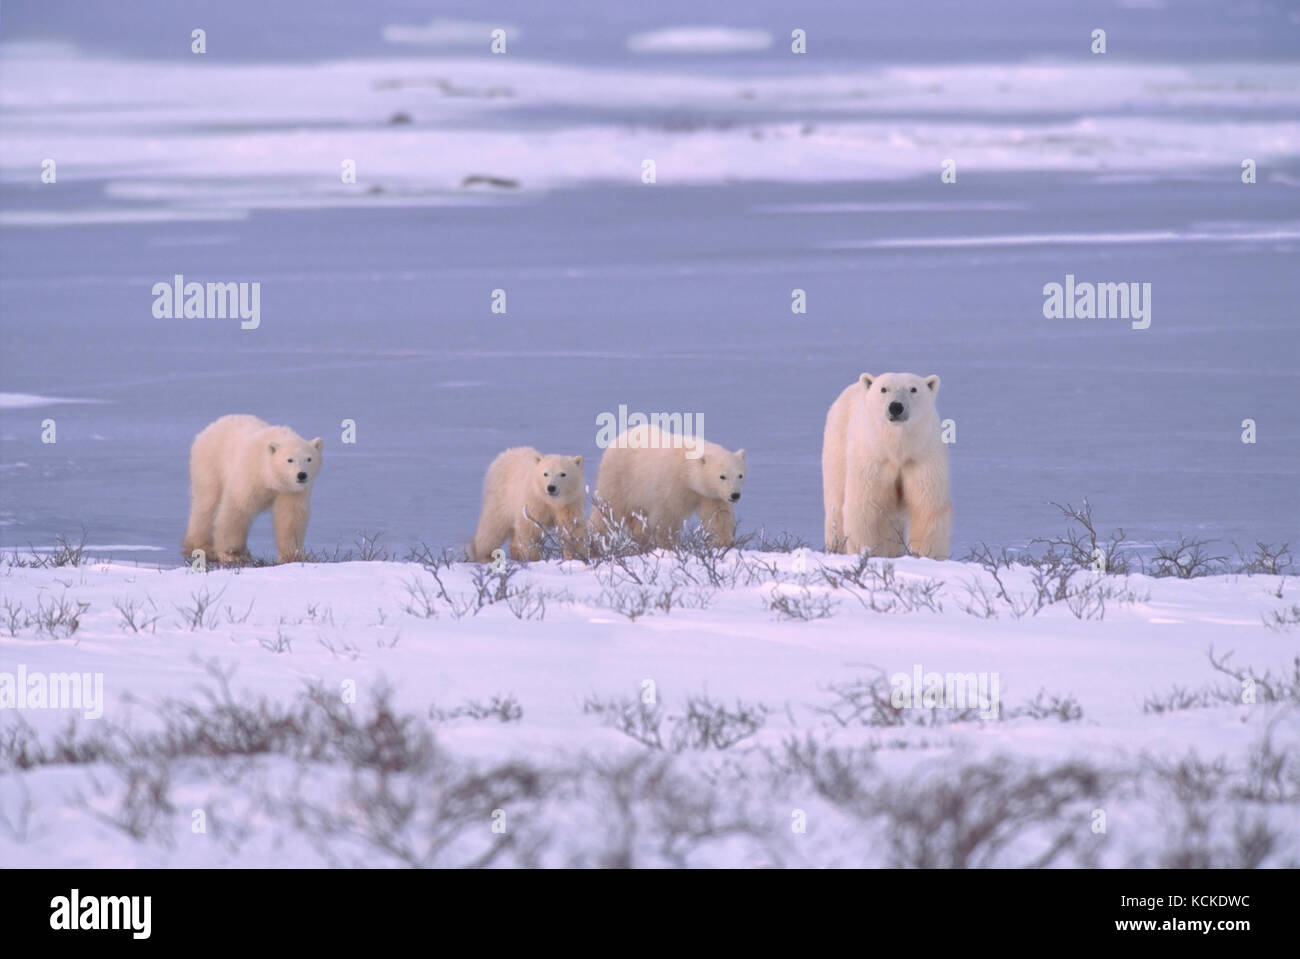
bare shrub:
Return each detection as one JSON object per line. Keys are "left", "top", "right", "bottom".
{"left": 505, "top": 585, "right": 547, "bottom": 620}
{"left": 583, "top": 693, "right": 768, "bottom": 752}
{"left": 961, "top": 543, "right": 1016, "bottom": 602}
{"left": 259, "top": 627, "right": 293, "bottom": 654}
{"left": 1146, "top": 536, "right": 1229, "bottom": 579}
{"left": 873, "top": 758, "right": 1104, "bottom": 868}
{"left": 739, "top": 528, "right": 807, "bottom": 553}
{"left": 401, "top": 576, "right": 440, "bottom": 619}
{"left": 1143, "top": 650, "right": 1300, "bottom": 713}
{"left": 814, "top": 670, "right": 986, "bottom": 728}
{"left": 353, "top": 531, "right": 390, "bottom": 562}
{"left": 958, "top": 578, "right": 999, "bottom": 618}
{"left": 173, "top": 586, "right": 227, "bottom": 630}
{"left": 1033, "top": 500, "right": 1131, "bottom": 575}
{"left": 1004, "top": 689, "right": 1083, "bottom": 722}
{"left": 1142, "top": 686, "right": 1223, "bottom": 715}
{"left": 14, "top": 529, "right": 90, "bottom": 569}
{"left": 766, "top": 585, "right": 837, "bottom": 621}
{"left": 1234, "top": 541, "right": 1293, "bottom": 576}
{"left": 1062, "top": 575, "right": 1148, "bottom": 621}
{"left": 668, "top": 695, "right": 768, "bottom": 750}
{"left": 430, "top": 695, "right": 524, "bottom": 724}
{"left": 81, "top": 758, "right": 175, "bottom": 844}
{"left": 583, "top": 694, "right": 665, "bottom": 749}
{"left": 29, "top": 593, "right": 91, "bottom": 639}
{"left": 1263, "top": 604, "right": 1300, "bottom": 631}
{"left": 777, "top": 742, "right": 1106, "bottom": 868}
{"left": 818, "top": 556, "right": 943, "bottom": 614}
{"left": 570, "top": 752, "right": 768, "bottom": 868}
{"left": 1208, "top": 648, "right": 1300, "bottom": 704}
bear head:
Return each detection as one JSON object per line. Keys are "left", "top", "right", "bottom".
{"left": 859, "top": 372, "right": 940, "bottom": 428}
{"left": 535, "top": 453, "right": 584, "bottom": 503}
{"left": 689, "top": 446, "right": 747, "bottom": 504}
{"left": 267, "top": 430, "right": 324, "bottom": 492}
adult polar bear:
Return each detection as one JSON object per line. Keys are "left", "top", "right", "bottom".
{"left": 822, "top": 372, "right": 951, "bottom": 559}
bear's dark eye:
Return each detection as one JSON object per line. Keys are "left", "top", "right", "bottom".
{"left": 560, "top": 472, "right": 567, "bottom": 477}
{"left": 880, "top": 386, "right": 887, "bottom": 393}
{"left": 720, "top": 475, "right": 727, "bottom": 480}
{"left": 910, "top": 387, "right": 917, "bottom": 393}
{"left": 306, "top": 457, "right": 312, "bottom": 462}
{"left": 739, "top": 474, "right": 744, "bottom": 479}
{"left": 543, "top": 472, "right": 549, "bottom": 477}
{"left": 288, "top": 458, "right": 294, "bottom": 463}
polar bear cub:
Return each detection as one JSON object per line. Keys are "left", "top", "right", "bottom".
{"left": 590, "top": 425, "right": 746, "bottom": 549}
{"left": 182, "top": 414, "right": 323, "bottom": 564}
{"left": 822, "top": 372, "right": 951, "bottom": 559}
{"left": 470, "top": 447, "right": 586, "bottom": 562}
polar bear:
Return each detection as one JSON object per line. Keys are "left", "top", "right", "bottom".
{"left": 590, "top": 425, "right": 746, "bottom": 549}
{"left": 182, "top": 414, "right": 323, "bottom": 564}
{"left": 470, "top": 447, "right": 586, "bottom": 562}
{"left": 822, "top": 372, "right": 951, "bottom": 559}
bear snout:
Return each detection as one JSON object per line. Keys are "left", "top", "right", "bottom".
{"left": 887, "top": 401, "right": 905, "bottom": 420}
{"left": 296, "top": 471, "right": 308, "bottom": 483}
{"left": 546, "top": 483, "right": 558, "bottom": 495}
{"left": 729, "top": 492, "right": 741, "bottom": 502}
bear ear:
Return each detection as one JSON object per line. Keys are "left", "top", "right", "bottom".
{"left": 925, "top": 375, "right": 941, "bottom": 394}
{"left": 735, "top": 449, "right": 746, "bottom": 461}
{"left": 268, "top": 443, "right": 278, "bottom": 455}
{"left": 535, "top": 455, "right": 542, "bottom": 464}
{"left": 311, "top": 437, "right": 323, "bottom": 451}
{"left": 573, "top": 455, "right": 583, "bottom": 467}
{"left": 859, "top": 373, "right": 876, "bottom": 390}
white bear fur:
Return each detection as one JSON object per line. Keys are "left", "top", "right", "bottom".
{"left": 590, "top": 425, "right": 746, "bottom": 549}
{"left": 822, "top": 372, "right": 951, "bottom": 559}
{"left": 470, "top": 447, "right": 586, "bottom": 562}
{"left": 182, "top": 414, "right": 323, "bottom": 564}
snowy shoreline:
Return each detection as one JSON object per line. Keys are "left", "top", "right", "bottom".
{"left": 2, "top": 540, "right": 1295, "bottom": 867}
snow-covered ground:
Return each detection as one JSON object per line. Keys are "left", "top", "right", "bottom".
{"left": 2, "top": 544, "right": 1296, "bottom": 867}
{"left": 4, "top": 50, "right": 1298, "bottom": 222}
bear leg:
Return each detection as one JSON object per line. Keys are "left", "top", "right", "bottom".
{"left": 822, "top": 439, "right": 847, "bottom": 553}
{"left": 646, "top": 510, "right": 680, "bottom": 549}
{"left": 824, "top": 502, "right": 847, "bottom": 554}
{"left": 213, "top": 498, "right": 255, "bottom": 564}
{"left": 698, "top": 500, "right": 736, "bottom": 547}
{"left": 272, "top": 492, "right": 311, "bottom": 563}
{"left": 621, "top": 509, "right": 652, "bottom": 549}
{"left": 907, "top": 502, "right": 952, "bottom": 560}
{"left": 844, "top": 493, "right": 906, "bottom": 557}
{"left": 902, "top": 460, "right": 952, "bottom": 559}
{"left": 182, "top": 472, "right": 221, "bottom": 559}
{"left": 510, "top": 516, "right": 544, "bottom": 562}
{"left": 470, "top": 500, "right": 511, "bottom": 563}
{"left": 554, "top": 505, "right": 588, "bottom": 560}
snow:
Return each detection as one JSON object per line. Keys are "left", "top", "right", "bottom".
{"left": 626, "top": 28, "right": 774, "bottom": 54}
{"left": 0, "top": 393, "right": 106, "bottom": 410}
{"left": 3, "top": 52, "right": 1298, "bottom": 220}
{"left": 1, "top": 550, "right": 1295, "bottom": 867}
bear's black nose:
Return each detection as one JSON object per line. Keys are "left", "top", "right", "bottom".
{"left": 730, "top": 492, "right": 741, "bottom": 502}
{"left": 546, "top": 484, "right": 557, "bottom": 494}
{"left": 888, "top": 402, "right": 904, "bottom": 417}
{"left": 297, "top": 471, "right": 308, "bottom": 482}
